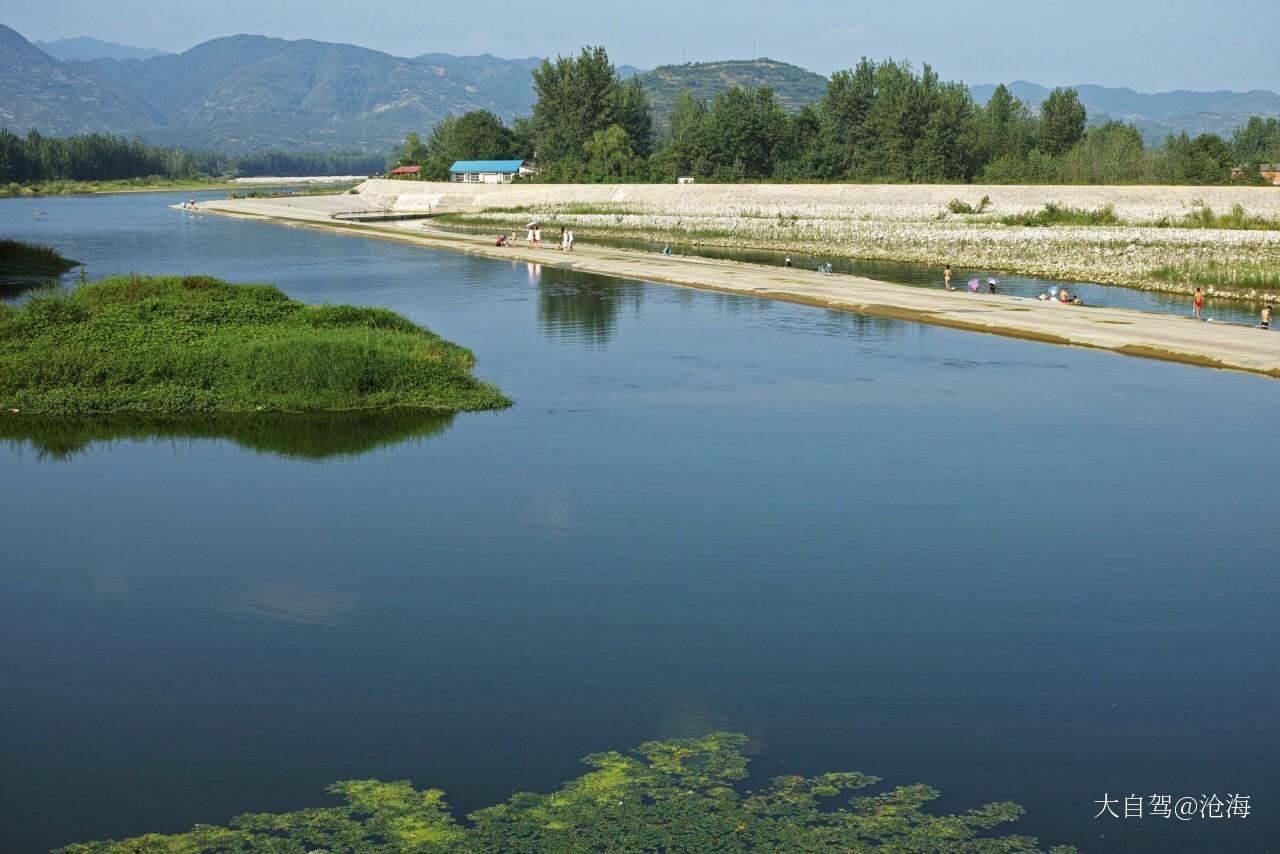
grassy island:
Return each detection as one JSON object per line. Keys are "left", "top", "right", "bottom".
{"left": 0, "top": 275, "right": 509, "bottom": 415}
{"left": 59, "top": 733, "right": 1076, "bottom": 853}
{"left": 0, "top": 239, "right": 79, "bottom": 278}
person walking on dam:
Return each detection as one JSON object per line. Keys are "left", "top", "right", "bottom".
{"left": 1193, "top": 287, "right": 1205, "bottom": 320}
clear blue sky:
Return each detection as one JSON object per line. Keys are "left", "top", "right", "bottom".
{"left": 8, "top": 0, "right": 1276, "bottom": 92}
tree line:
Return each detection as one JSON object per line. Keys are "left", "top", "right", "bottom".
{"left": 395, "top": 47, "right": 1280, "bottom": 185}
{"left": 0, "top": 128, "right": 386, "bottom": 184}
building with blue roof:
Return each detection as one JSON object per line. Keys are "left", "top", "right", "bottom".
{"left": 448, "top": 159, "right": 537, "bottom": 183}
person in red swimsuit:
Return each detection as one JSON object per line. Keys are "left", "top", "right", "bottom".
{"left": 1193, "top": 287, "right": 1205, "bottom": 320}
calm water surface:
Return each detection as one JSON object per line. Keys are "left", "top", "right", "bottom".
{"left": 1, "top": 191, "right": 1278, "bottom": 853}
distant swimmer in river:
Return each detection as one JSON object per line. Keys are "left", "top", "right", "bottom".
{"left": 1263, "top": 304, "right": 1272, "bottom": 330}
{"left": 987, "top": 278, "right": 999, "bottom": 294}
{"left": 784, "top": 255, "right": 793, "bottom": 268}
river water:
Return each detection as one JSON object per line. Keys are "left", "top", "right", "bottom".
{"left": 1, "top": 190, "right": 1277, "bottom": 853}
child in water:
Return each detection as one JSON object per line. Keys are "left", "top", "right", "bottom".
{"left": 1263, "top": 304, "right": 1272, "bottom": 330}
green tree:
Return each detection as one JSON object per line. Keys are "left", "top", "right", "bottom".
{"left": 971, "top": 84, "right": 1036, "bottom": 166}
{"left": 702, "top": 86, "right": 790, "bottom": 179}
{"left": 583, "top": 124, "right": 644, "bottom": 179}
{"left": 1037, "top": 88, "right": 1087, "bottom": 156}
{"left": 1186, "top": 133, "right": 1234, "bottom": 184}
{"left": 416, "top": 111, "right": 515, "bottom": 180}
{"left": 1231, "top": 116, "right": 1280, "bottom": 166}
{"left": 1057, "top": 121, "right": 1151, "bottom": 183}
{"left": 530, "top": 46, "right": 652, "bottom": 177}
{"left": 815, "top": 59, "right": 876, "bottom": 178}
{"left": 649, "top": 90, "right": 709, "bottom": 180}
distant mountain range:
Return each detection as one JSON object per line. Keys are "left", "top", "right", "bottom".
{"left": 971, "top": 81, "right": 1280, "bottom": 143}
{"left": 3, "top": 23, "right": 1279, "bottom": 153}
{"left": 0, "top": 24, "right": 165, "bottom": 136}
{"left": 35, "top": 36, "right": 170, "bottom": 61}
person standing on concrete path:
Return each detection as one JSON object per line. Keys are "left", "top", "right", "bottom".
{"left": 944, "top": 265, "right": 954, "bottom": 291}
{"left": 526, "top": 225, "right": 535, "bottom": 247}
{"left": 566, "top": 229, "right": 574, "bottom": 251}
{"left": 1263, "top": 304, "right": 1272, "bottom": 330}
{"left": 559, "top": 227, "right": 567, "bottom": 250}
{"left": 534, "top": 226, "right": 542, "bottom": 248}
{"left": 1193, "top": 287, "right": 1205, "bottom": 320}
{"left": 784, "top": 255, "right": 793, "bottom": 268}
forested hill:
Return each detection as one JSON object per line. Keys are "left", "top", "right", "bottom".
{"left": 0, "top": 24, "right": 546, "bottom": 152}
{"left": 639, "top": 59, "right": 829, "bottom": 125}
{"left": 85, "top": 36, "right": 545, "bottom": 152}
{"left": 0, "top": 24, "right": 164, "bottom": 136}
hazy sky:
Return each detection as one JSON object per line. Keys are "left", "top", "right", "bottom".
{"left": 8, "top": 0, "right": 1277, "bottom": 92}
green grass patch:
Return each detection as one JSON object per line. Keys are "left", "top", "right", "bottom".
{"left": 227, "top": 184, "right": 360, "bottom": 199}
{"left": 999, "top": 202, "right": 1122, "bottom": 227}
{"left": 58, "top": 732, "right": 1077, "bottom": 853}
{"left": 1170, "top": 202, "right": 1280, "bottom": 231}
{"left": 0, "top": 239, "right": 79, "bottom": 277}
{"left": 0, "top": 176, "right": 236, "bottom": 197}
{"left": 1149, "top": 259, "right": 1280, "bottom": 291}
{"left": 0, "top": 275, "right": 510, "bottom": 415}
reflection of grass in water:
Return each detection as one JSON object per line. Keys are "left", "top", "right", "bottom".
{"left": 0, "top": 409, "right": 455, "bottom": 461}
{"left": 58, "top": 733, "right": 1078, "bottom": 853}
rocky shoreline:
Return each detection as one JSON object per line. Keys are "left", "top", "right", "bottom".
{"left": 443, "top": 212, "right": 1280, "bottom": 303}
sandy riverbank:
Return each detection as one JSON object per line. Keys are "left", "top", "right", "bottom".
{"left": 194, "top": 193, "right": 1280, "bottom": 379}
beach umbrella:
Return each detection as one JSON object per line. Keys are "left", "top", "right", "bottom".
{"left": 525, "top": 220, "right": 540, "bottom": 229}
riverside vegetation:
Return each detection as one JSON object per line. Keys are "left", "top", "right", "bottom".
{"left": 0, "top": 128, "right": 384, "bottom": 196}
{"left": 0, "top": 275, "right": 509, "bottom": 415}
{"left": 58, "top": 732, "right": 1077, "bottom": 853}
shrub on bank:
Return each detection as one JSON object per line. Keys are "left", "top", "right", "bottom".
{"left": 0, "top": 275, "right": 510, "bottom": 415}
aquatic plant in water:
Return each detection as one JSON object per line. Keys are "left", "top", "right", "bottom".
{"left": 58, "top": 733, "right": 1078, "bottom": 853}
{"left": 0, "top": 238, "right": 78, "bottom": 277}
{"left": 0, "top": 275, "right": 510, "bottom": 415}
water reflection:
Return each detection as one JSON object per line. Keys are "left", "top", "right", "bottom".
{"left": 0, "top": 276, "right": 63, "bottom": 303}
{"left": 537, "top": 267, "right": 644, "bottom": 347}
{"left": 0, "top": 409, "right": 455, "bottom": 461}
